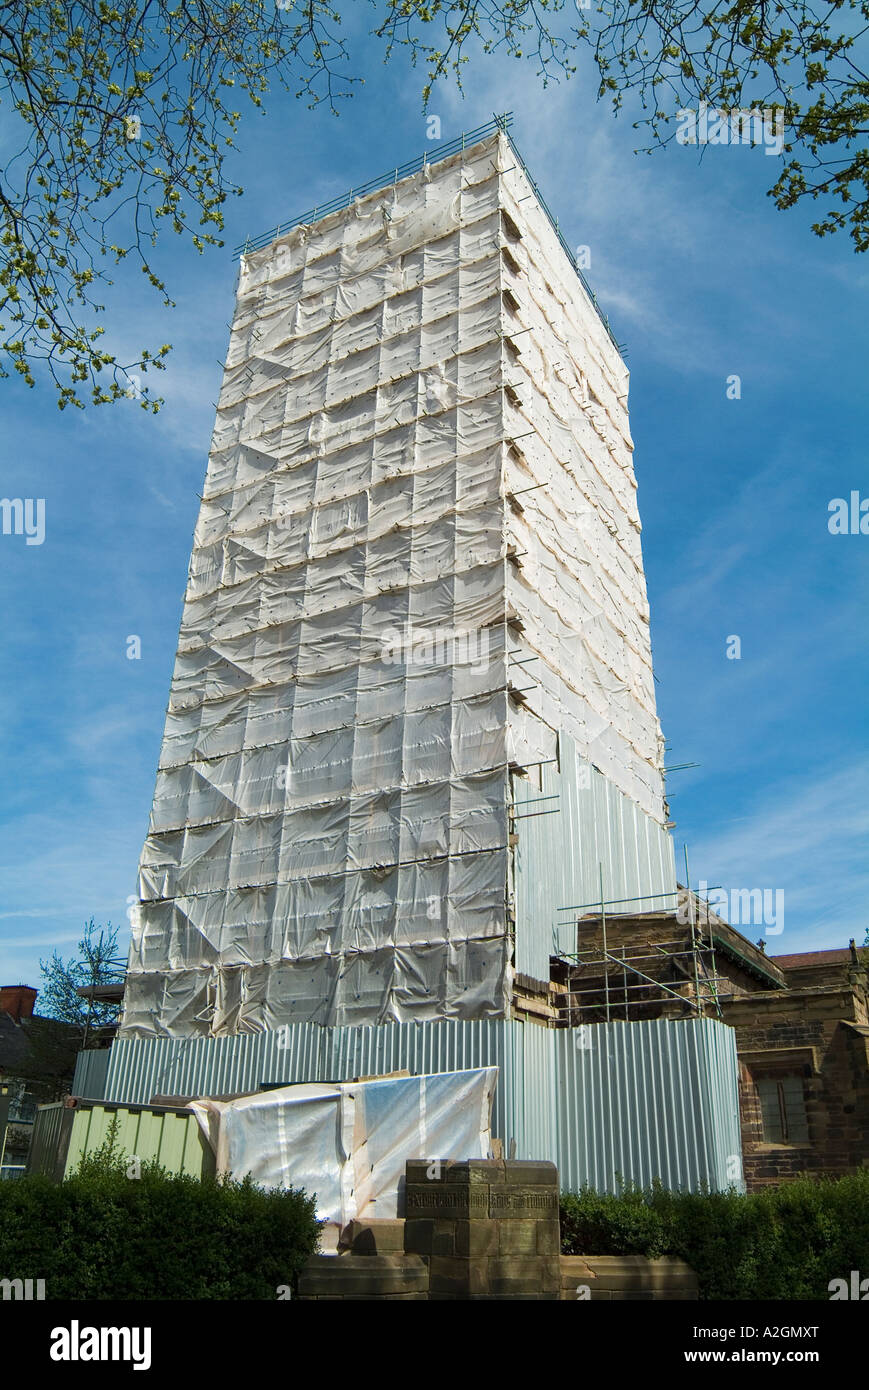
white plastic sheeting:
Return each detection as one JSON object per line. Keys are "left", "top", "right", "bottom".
{"left": 498, "top": 178, "right": 665, "bottom": 816}
{"left": 187, "top": 1066, "right": 496, "bottom": 1224}
{"left": 123, "top": 130, "right": 667, "bottom": 1039}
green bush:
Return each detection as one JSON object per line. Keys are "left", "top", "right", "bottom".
{"left": 0, "top": 1119, "right": 321, "bottom": 1299}
{"left": 560, "top": 1171, "right": 869, "bottom": 1299}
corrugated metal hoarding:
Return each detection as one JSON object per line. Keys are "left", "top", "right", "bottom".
{"left": 513, "top": 736, "right": 678, "bottom": 980}
{"left": 71, "top": 1047, "right": 111, "bottom": 1100}
{"left": 97, "top": 1017, "right": 742, "bottom": 1193}
{"left": 26, "top": 1103, "right": 74, "bottom": 1182}
{"left": 554, "top": 1018, "right": 742, "bottom": 1192}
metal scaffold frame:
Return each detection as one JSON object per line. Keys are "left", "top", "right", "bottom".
{"left": 553, "top": 851, "right": 724, "bottom": 1025}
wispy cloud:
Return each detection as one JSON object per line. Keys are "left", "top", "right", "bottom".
{"left": 690, "top": 757, "right": 869, "bottom": 951}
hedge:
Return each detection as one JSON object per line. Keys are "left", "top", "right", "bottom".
{"left": 560, "top": 1171, "right": 869, "bottom": 1300}
{"left": 0, "top": 1121, "right": 321, "bottom": 1299}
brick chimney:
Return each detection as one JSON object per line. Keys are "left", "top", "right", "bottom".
{"left": 0, "top": 985, "right": 38, "bottom": 1022}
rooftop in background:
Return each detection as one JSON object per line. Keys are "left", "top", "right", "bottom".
{"left": 0, "top": 1012, "right": 32, "bottom": 1071}
{"left": 771, "top": 947, "right": 863, "bottom": 969}
{"left": 233, "top": 112, "right": 623, "bottom": 358}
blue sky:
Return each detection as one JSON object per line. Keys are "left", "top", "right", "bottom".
{"left": 1, "top": 15, "right": 867, "bottom": 991}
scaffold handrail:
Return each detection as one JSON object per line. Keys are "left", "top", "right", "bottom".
{"left": 232, "top": 111, "right": 623, "bottom": 355}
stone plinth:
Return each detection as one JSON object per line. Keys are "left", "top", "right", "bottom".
{"left": 403, "top": 1159, "right": 561, "bottom": 1300}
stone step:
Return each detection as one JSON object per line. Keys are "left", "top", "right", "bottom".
{"left": 298, "top": 1254, "right": 428, "bottom": 1299}
{"left": 339, "top": 1218, "right": 406, "bottom": 1254}
{"left": 560, "top": 1255, "right": 698, "bottom": 1299}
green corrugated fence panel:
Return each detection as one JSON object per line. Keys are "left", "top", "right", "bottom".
{"left": 63, "top": 1105, "right": 207, "bottom": 1179}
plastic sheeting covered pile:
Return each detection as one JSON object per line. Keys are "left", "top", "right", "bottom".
{"left": 187, "top": 1066, "right": 496, "bottom": 1225}
{"left": 122, "top": 131, "right": 667, "bottom": 1038}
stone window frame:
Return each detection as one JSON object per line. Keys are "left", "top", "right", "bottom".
{"left": 738, "top": 1046, "right": 817, "bottom": 1150}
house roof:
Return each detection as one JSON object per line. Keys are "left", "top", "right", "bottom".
{"left": 770, "top": 948, "right": 856, "bottom": 969}
{"left": 0, "top": 1011, "right": 32, "bottom": 1072}
{"left": 706, "top": 918, "right": 787, "bottom": 988}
